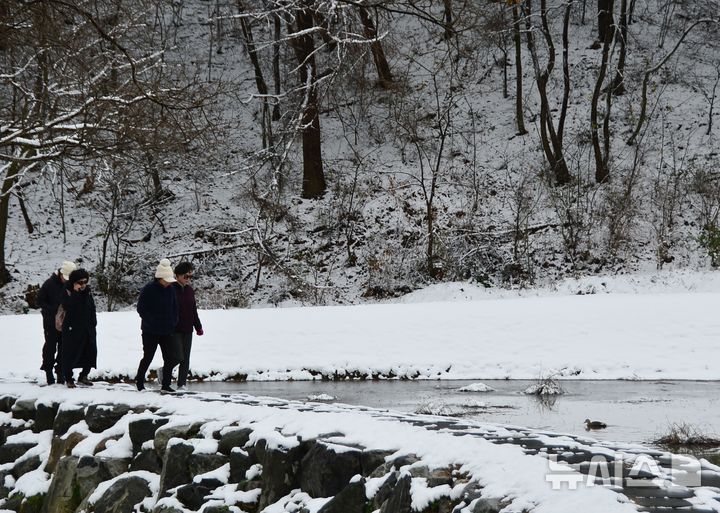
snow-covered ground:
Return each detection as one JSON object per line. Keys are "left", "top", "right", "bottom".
{"left": 3, "top": 282, "right": 720, "bottom": 512}
{"left": 2, "top": 284, "right": 718, "bottom": 382}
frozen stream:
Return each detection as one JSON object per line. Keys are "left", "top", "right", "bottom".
{"left": 190, "top": 379, "right": 720, "bottom": 448}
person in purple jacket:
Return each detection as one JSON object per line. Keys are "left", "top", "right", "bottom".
{"left": 172, "top": 261, "right": 203, "bottom": 390}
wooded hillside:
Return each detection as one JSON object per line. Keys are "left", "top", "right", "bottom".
{"left": 1, "top": 0, "right": 719, "bottom": 311}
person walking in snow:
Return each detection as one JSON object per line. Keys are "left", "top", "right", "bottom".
{"left": 135, "top": 258, "right": 180, "bottom": 393}
{"left": 59, "top": 269, "right": 97, "bottom": 388}
{"left": 172, "top": 261, "right": 203, "bottom": 390}
{"left": 37, "top": 260, "right": 76, "bottom": 385}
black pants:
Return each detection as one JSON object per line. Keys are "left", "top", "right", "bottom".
{"left": 136, "top": 333, "right": 182, "bottom": 388}
{"left": 41, "top": 324, "right": 62, "bottom": 376}
{"left": 60, "top": 331, "right": 92, "bottom": 383}
{"left": 174, "top": 332, "right": 193, "bottom": 387}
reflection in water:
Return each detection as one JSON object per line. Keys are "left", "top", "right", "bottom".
{"left": 189, "top": 379, "right": 720, "bottom": 447}
{"left": 530, "top": 394, "right": 559, "bottom": 412}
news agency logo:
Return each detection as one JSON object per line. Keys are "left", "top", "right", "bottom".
{"left": 546, "top": 453, "right": 701, "bottom": 490}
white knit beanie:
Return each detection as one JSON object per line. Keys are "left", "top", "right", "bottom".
{"left": 155, "top": 258, "right": 176, "bottom": 282}
{"left": 60, "top": 261, "right": 77, "bottom": 280}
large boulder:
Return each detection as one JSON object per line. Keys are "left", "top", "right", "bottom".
{"left": 299, "top": 441, "right": 363, "bottom": 498}
{"left": 188, "top": 453, "right": 228, "bottom": 478}
{"left": 12, "top": 454, "right": 42, "bottom": 479}
{"left": 86, "top": 475, "right": 154, "bottom": 513}
{"left": 45, "top": 432, "right": 86, "bottom": 474}
{"left": 130, "top": 448, "right": 163, "bottom": 474}
{"left": 0, "top": 470, "right": 10, "bottom": 500}
{"left": 372, "top": 471, "right": 398, "bottom": 510}
{"left": 85, "top": 404, "right": 132, "bottom": 433}
{"left": 229, "top": 448, "right": 255, "bottom": 484}
{"left": 154, "top": 423, "right": 202, "bottom": 455}
{"left": 128, "top": 417, "right": 170, "bottom": 454}
{"left": 0, "top": 442, "right": 34, "bottom": 465}
{"left": 74, "top": 455, "right": 129, "bottom": 501}
{"left": 11, "top": 399, "right": 36, "bottom": 422}
{"left": 3, "top": 491, "right": 46, "bottom": 513}
{"left": 317, "top": 478, "right": 367, "bottom": 513}
{"left": 53, "top": 406, "right": 86, "bottom": 436}
{"left": 158, "top": 441, "right": 194, "bottom": 497}
{"left": 361, "top": 449, "right": 393, "bottom": 476}
{"left": 0, "top": 422, "right": 26, "bottom": 446}
{"left": 380, "top": 474, "right": 412, "bottom": 513}
{"left": 217, "top": 427, "right": 252, "bottom": 455}
{"left": 257, "top": 440, "right": 309, "bottom": 510}
{"left": 468, "top": 497, "right": 504, "bottom": 513}
{"left": 175, "top": 478, "right": 223, "bottom": 510}
{"left": 34, "top": 402, "right": 59, "bottom": 433}
{"left": 43, "top": 455, "right": 81, "bottom": 513}
{"left": 0, "top": 395, "right": 17, "bottom": 413}
{"left": 408, "top": 466, "right": 453, "bottom": 487}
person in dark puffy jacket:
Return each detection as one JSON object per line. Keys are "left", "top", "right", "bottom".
{"left": 135, "top": 258, "right": 179, "bottom": 393}
{"left": 172, "top": 261, "right": 203, "bottom": 390}
{"left": 37, "top": 260, "right": 76, "bottom": 384}
{"left": 60, "top": 269, "right": 97, "bottom": 388}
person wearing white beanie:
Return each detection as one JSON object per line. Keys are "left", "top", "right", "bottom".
{"left": 135, "top": 258, "right": 180, "bottom": 392}
{"left": 154, "top": 258, "right": 176, "bottom": 283}
{"left": 37, "top": 260, "right": 77, "bottom": 385}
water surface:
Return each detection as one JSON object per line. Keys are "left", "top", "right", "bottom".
{"left": 189, "top": 379, "right": 720, "bottom": 448}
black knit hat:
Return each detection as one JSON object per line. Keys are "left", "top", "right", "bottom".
{"left": 68, "top": 268, "right": 90, "bottom": 285}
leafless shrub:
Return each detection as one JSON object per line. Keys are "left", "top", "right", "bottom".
{"left": 524, "top": 374, "right": 564, "bottom": 396}
{"left": 654, "top": 422, "right": 720, "bottom": 448}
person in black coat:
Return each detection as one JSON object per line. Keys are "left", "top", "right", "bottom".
{"left": 60, "top": 269, "right": 97, "bottom": 388}
{"left": 135, "top": 258, "right": 180, "bottom": 393}
{"left": 37, "top": 260, "right": 76, "bottom": 384}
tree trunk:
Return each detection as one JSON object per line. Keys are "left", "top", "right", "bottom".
{"left": 290, "top": 2, "right": 326, "bottom": 199}
{"left": 358, "top": 6, "right": 393, "bottom": 88}
{"left": 237, "top": 0, "right": 273, "bottom": 149}
{"left": 512, "top": 5, "right": 527, "bottom": 135}
{"left": 523, "top": 0, "right": 571, "bottom": 185}
{"left": 598, "top": 0, "right": 614, "bottom": 42}
{"left": 272, "top": 13, "right": 281, "bottom": 121}
{"left": 591, "top": 0, "right": 614, "bottom": 183}
{"left": 611, "top": 0, "right": 628, "bottom": 95}
{"left": 16, "top": 190, "right": 34, "bottom": 234}
{"left": 558, "top": 2, "right": 572, "bottom": 146}
{"left": 442, "top": 0, "right": 453, "bottom": 40}
{"left": 0, "top": 2, "right": 9, "bottom": 51}
{"left": 0, "top": 160, "right": 21, "bottom": 286}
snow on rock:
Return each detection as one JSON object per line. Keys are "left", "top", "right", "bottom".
{"left": 307, "top": 393, "right": 337, "bottom": 401}
{"left": 457, "top": 383, "right": 496, "bottom": 393}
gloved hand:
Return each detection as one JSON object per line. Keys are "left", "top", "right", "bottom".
{"left": 196, "top": 328, "right": 204, "bottom": 336}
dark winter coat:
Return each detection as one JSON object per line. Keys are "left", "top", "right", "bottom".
{"left": 37, "top": 272, "right": 65, "bottom": 328}
{"left": 137, "top": 279, "right": 179, "bottom": 336}
{"left": 61, "top": 285, "right": 98, "bottom": 369}
{"left": 173, "top": 282, "right": 202, "bottom": 334}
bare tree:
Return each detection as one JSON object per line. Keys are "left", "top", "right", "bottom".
{"left": 627, "top": 18, "right": 717, "bottom": 146}
{"left": 522, "top": 0, "right": 572, "bottom": 185}
{"left": 611, "top": 0, "right": 628, "bottom": 95}
{"left": 287, "top": 1, "right": 326, "bottom": 199}
{"left": 357, "top": 6, "right": 394, "bottom": 87}
{"left": 512, "top": 4, "right": 528, "bottom": 135}
{"left": 0, "top": 0, "right": 212, "bottom": 286}
{"left": 590, "top": 0, "right": 614, "bottom": 182}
